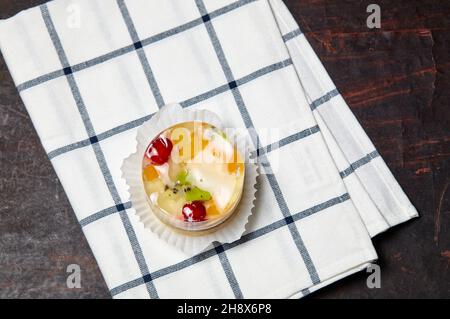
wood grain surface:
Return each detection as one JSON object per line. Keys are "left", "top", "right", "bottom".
{"left": 0, "top": 0, "right": 449, "bottom": 298}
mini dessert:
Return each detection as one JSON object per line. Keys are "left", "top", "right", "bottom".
{"left": 142, "top": 122, "right": 245, "bottom": 231}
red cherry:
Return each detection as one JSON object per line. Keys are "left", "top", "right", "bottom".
{"left": 145, "top": 136, "right": 173, "bottom": 165}
{"left": 182, "top": 201, "right": 207, "bottom": 222}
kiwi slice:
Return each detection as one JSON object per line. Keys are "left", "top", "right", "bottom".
{"left": 184, "top": 186, "right": 212, "bottom": 202}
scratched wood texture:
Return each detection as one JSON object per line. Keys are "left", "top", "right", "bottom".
{"left": 0, "top": 0, "right": 449, "bottom": 298}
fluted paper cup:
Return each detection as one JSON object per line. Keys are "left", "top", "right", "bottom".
{"left": 121, "top": 103, "right": 258, "bottom": 255}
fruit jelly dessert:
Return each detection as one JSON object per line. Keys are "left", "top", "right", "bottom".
{"left": 142, "top": 122, "right": 245, "bottom": 223}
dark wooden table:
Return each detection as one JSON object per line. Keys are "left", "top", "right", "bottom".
{"left": 1, "top": 0, "right": 449, "bottom": 298}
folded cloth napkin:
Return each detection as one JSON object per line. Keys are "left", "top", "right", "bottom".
{"left": 0, "top": 0, "right": 418, "bottom": 298}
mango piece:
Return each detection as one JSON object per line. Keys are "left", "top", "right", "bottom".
{"left": 184, "top": 186, "right": 212, "bottom": 202}
{"left": 206, "top": 202, "right": 221, "bottom": 217}
{"left": 143, "top": 165, "right": 159, "bottom": 181}
{"left": 227, "top": 146, "right": 244, "bottom": 175}
{"left": 227, "top": 162, "right": 244, "bottom": 174}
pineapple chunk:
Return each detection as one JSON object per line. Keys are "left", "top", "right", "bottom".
{"left": 144, "top": 179, "right": 164, "bottom": 196}
{"left": 157, "top": 187, "right": 186, "bottom": 215}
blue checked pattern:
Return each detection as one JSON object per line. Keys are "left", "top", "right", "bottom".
{"left": 8, "top": 0, "right": 385, "bottom": 298}
{"left": 40, "top": 4, "right": 159, "bottom": 298}
{"left": 194, "top": 0, "right": 320, "bottom": 288}
{"left": 110, "top": 193, "right": 351, "bottom": 296}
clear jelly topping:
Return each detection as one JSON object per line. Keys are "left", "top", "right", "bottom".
{"left": 142, "top": 122, "right": 245, "bottom": 231}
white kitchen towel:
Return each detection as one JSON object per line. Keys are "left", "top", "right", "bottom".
{"left": 0, "top": 0, "right": 417, "bottom": 298}
{"left": 269, "top": 0, "right": 419, "bottom": 236}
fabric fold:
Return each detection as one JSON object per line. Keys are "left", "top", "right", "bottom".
{"left": 268, "top": 0, "right": 418, "bottom": 237}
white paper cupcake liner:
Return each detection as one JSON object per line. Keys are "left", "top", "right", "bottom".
{"left": 121, "top": 103, "right": 258, "bottom": 255}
